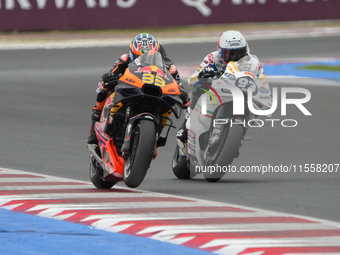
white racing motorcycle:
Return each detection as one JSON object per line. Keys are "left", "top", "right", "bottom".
{"left": 172, "top": 56, "right": 273, "bottom": 182}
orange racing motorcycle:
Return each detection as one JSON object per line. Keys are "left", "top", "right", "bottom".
{"left": 87, "top": 52, "right": 183, "bottom": 188}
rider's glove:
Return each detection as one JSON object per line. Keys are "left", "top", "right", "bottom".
{"left": 179, "top": 88, "right": 190, "bottom": 109}
{"left": 198, "top": 66, "right": 217, "bottom": 79}
{"left": 101, "top": 73, "right": 118, "bottom": 90}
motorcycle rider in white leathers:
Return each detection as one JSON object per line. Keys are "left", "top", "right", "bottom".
{"left": 176, "top": 30, "right": 266, "bottom": 141}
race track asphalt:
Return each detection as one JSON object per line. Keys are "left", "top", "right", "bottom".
{"left": 0, "top": 33, "right": 339, "bottom": 223}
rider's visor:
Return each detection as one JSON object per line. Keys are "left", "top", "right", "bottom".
{"left": 220, "top": 47, "right": 247, "bottom": 63}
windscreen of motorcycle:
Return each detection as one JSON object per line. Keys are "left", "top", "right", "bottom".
{"left": 117, "top": 51, "right": 183, "bottom": 118}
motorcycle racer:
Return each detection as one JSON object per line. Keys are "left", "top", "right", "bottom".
{"left": 87, "top": 33, "right": 189, "bottom": 144}
{"left": 176, "top": 30, "right": 265, "bottom": 142}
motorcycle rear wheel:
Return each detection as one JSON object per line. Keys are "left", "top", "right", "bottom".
{"left": 204, "top": 124, "right": 243, "bottom": 182}
{"left": 89, "top": 158, "right": 117, "bottom": 189}
{"left": 123, "top": 120, "right": 156, "bottom": 188}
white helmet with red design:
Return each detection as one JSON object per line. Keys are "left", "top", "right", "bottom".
{"left": 217, "top": 30, "right": 248, "bottom": 64}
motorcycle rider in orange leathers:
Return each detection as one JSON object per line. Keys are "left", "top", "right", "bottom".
{"left": 87, "top": 33, "right": 189, "bottom": 144}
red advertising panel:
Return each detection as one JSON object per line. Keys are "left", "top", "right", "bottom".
{"left": 0, "top": 0, "right": 339, "bottom": 31}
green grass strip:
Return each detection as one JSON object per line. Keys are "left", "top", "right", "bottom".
{"left": 298, "top": 65, "right": 340, "bottom": 72}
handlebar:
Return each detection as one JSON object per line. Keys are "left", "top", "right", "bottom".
{"left": 200, "top": 70, "right": 224, "bottom": 79}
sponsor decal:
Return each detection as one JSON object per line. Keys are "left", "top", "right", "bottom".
{"left": 136, "top": 65, "right": 169, "bottom": 80}
{"left": 259, "top": 86, "right": 269, "bottom": 94}
{"left": 198, "top": 84, "right": 222, "bottom": 107}
{"left": 207, "top": 54, "right": 214, "bottom": 64}
{"left": 120, "top": 54, "right": 128, "bottom": 62}
{"left": 260, "top": 95, "right": 271, "bottom": 100}
{"left": 125, "top": 78, "right": 135, "bottom": 84}
{"left": 228, "top": 41, "right": 241, "bottom": 47}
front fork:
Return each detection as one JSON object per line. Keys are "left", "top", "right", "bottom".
{"left": 121, "top": 113, "right": 158, "bottom": 159}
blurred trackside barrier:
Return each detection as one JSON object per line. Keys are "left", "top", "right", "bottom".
{"left": 0, "top": 0, "right": 339, "bottom": 31}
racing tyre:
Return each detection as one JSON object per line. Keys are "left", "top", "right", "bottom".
{"left": 204, "top": 124, "right": 243, "bottom": 182}
{"left": 89, "top": 157, "right": 117, "bottom": 189}
{"left": 123, "top": 120, "right": 156, "bottom": 188}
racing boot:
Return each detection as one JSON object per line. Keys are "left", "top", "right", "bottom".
{"left": 87, "top": 108, "right": 102, "bottom": 144}
{"left": 176, "top": 106, "right": 192, "bottom": 142}
{"left": 176, "top": 120, "right": 188, "bottom": 142}
{"left": 176, "top": 107, "right": 192, "bottom": 142}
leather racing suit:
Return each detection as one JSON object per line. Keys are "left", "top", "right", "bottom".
{"left": 176, "top": 51, "right": 265, "bottom": 141}
{"left": 88, "top": 44, "right": 188, "bottom": 144}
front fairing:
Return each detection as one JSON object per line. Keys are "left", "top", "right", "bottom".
{"left": 187, "top": 56, "right": 273, "bottom": 166}
{"left": 194, "top": 56, "right": 272, "bottom": 119}
{"left": 113, "top": 83, "right": 182, "bottom": 119}
{"left": 113, "top": 83, "right": 142, "bottom": 104}
{"left": 120, "top": 52, "right": 180, "bottom": 94}
{"left": 114, "top": 52, "right": 183, "bottom": 118}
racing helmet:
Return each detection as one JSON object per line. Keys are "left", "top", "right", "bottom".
{"left": 217, "top": 30, "right": 248, "bottom": 64}
{"left": 129, "top": 33, "right": 159, "bottom": 60}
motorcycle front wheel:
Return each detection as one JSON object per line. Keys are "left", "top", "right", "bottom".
{"left": 204, "top": 124, "right": 243, "bottom": 182}
{"left": 123, "top": 120, "right": 156, "bottom": 188}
